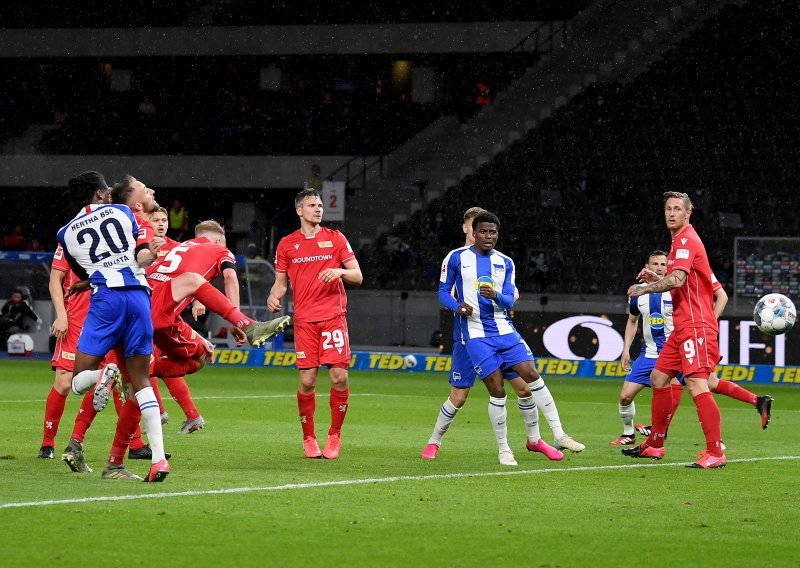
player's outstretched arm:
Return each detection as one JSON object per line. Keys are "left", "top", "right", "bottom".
{"left": 628, "top": 270, "right": 686, "bottom": 297}
{"left": 267, "top": 272, "right": 288, "bottom": 313}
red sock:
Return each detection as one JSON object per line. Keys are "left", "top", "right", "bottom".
{"left": 111, "top": 388, "right": 145, "bottom": 450}
{"left": 297, "top": 391, "right": 316, "bottom": 439}
{"left": 42, "top": 388, "right": 68, "bottom": 446}
{"left": 71, "top": 391, "right": 97, "bottom": 443}
{"left": 693, "top": 391, "right": 723, "bottom": 456}
{"left": 193, "top": 281, "right": 254, "bottom": 328}
{"left": 150, "top": 376, "right": 165, "bottom": 414}
{"left": 666, "top": 384, "right": 684, "bottom": 426}
{"left": 645, "top": 387, "right": 673, "bottom": 448}
{"left": 109, "top": 397, "right": 142, "bottom": 465}
{"left": 153, "top": 357, "right": 203, "bottom": 379}
{"left": 164, "top": 377, "right": 200, "bottom": 420}
{"left": 713, "top": 379, "right": 757, "bottom": 406}
{"left": 329, "top": 388, "right": 350, "bottom": 435}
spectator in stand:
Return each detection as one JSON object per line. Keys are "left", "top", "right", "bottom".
{"left": 0, "top": 288, "right": 41, "bottom": 348}
{"left": 168, "top": 200, "right": 189, "bottom": 241}
{"left": 305, "top": 164, "right": 323, "bottom": 191}
{"left": 28, "top": 238, "right": 44, "bottom": 252}
{"left": 138, "top": 95, "right": 156, "bottom": 118}
{"left": 475, "top": 80, "right": 493, "bottom": 108}
{"left": 1, "top": 226, "right": 25, "bottom": 250}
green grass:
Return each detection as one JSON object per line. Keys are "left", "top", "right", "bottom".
{"left": 1, "top": 360, "right": 799, "bottom": 567}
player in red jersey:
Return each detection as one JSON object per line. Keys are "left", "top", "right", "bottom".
{"left": 147, "top": 206, "right": 205, "bottom": 433}
{"left": 623, "top": 192, "right": 738, "bottom": 468}
{"left": 38, "top": 172, "right": 111, "bottom": 459}
{"left": 268, "top": 189, "right": 362, "bottom": 459}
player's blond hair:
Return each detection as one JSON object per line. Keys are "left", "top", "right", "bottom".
{"left": 150, "top": 206, "right": 168, "bottom": 217}
{"left": 663, "top": 191, "right": 693, "bottom": 211}
{"left": 463, "top": 207, "right": 487, "bottom": 222}
{"left": 195, "top": 220, "right": 225, "bottom": 236}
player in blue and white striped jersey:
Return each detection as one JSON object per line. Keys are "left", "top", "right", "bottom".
{"left": 57, "top": 179, "right": 170, "bottom": 481}
{"left": 612, "top": 250, "right": 685, "bottom": 446}
{"left": 422, "top": 208, "right": 584, "bottom": 461}
{"left": 437, "top": 211, "right": 564, "bottom": 466}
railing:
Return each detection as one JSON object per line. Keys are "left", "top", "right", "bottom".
{"left": 326, "top": 152, "right": 384, "bottom": 193}
{"left": 509, "top": 20, "right": 567, "bottom": 54}
{"left": 321, "top": 19, "right": 566, "bottom": 195}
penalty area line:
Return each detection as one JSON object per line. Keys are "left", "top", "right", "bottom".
{"left": 2, "top": 455, "right": 799, "bottom": 510}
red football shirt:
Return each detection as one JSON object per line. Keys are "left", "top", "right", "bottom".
{"left": 134, "top": 214, "right": 155, "bottom": 250}
{"left": 51, "top": 244, "right": 90, "bottom": 322}
{"left": 147, "top": 237, "right": 236, "bottom": 312}
{"left": 667, "top": 224, "right": 722, "bottom": 331}
{"left": 275, "top": 226, "right": 356, "bottom": 323}
{"left": 147, "top": 237, "right": 235, "bottom": 281}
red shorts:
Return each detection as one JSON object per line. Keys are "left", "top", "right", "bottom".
{"left": 294, "top": 315, "right": 351, "bottom": 370}
{"left": 655, "top": 326, "right": 720, "bottom": 378}
{"left": 51, "top": 319, "right": 83, "bottom": 372}
{"left": 149, "top": 279, "right": 184, "bottom": 331}
{"left": 153, "top": 317, "right": 206, "bottom": 361}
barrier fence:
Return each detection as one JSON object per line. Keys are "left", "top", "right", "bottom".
{"left": 211, "top": 349, "right": 800, "bottom": 386}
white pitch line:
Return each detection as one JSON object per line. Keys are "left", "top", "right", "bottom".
{"left": 1, "top": 455, "right": 798, "bottom": 511}
{"left": 0, "top": 393, "right": 394, "bottom": 404}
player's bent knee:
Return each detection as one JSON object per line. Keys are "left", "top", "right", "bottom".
{"left": 54, "top": 370, "right": 73, "bottom": 394}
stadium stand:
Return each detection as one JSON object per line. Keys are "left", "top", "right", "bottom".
{"left": 25, "top": 58, "right": 461, "bottom": 156}
{"left": 0, "top": 1, "right": 206, "bottom": 28}
{"left": 364, "top": 0, "right": 800, "bottom": 294}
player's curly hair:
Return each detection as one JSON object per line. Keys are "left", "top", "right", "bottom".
{"left": 68, "top": 171, "right": 109, "bottom": 204}
{"left": 663, "top": 191, "right": 693, "bottom": 211}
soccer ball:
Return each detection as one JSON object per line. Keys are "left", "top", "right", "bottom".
{"left": 753, "top": 293, "right": 796, "bottom": 336}
{"left": 403, "top": 354, "right": 418, "bottom": 370}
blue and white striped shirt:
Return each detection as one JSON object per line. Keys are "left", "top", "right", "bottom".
{"left": 57, "top": 204, "right": 149, "bottom": 290}
{"left": 438, "top": 246, "right": 517, "bottom": 340}
{"left": 630, "top": 291, "right": 674, "bottom": 358}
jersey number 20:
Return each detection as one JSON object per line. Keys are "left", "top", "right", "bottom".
{"left": 76, "top": 218, "right": 130, "bottom": 263}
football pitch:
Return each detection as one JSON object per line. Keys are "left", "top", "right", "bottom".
{"left": 1, "top": 360, "right": 798, "bottom": 567}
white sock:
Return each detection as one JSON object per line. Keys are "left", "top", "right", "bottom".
{"left": 619, "top": 402, "right": 636, "bottom": 436}
{"left": 427, "top": 398, "right": 460, "bottom": 446}
{"left": 529, "top": 378, "right": 566, "bottom": 440}
{"left": 71, "top": 369, "right": 102, "bottom": 395}
{"left": 488, "top": 396, "right": 510, "bottom": 452}
{"left": 517, "top": 395, "right": 540, "bottom": 444}
{"left": 135, "top": 387, "right": 165, "bottom": 462}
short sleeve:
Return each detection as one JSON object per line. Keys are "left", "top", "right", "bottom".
{"left": 275, "top": 241, "right": 288, "bottom": 273}
{"left": 629, "top": 296, "right": 640, "bottom": 316}
{"left": 51, "top": 244, "right": 70, "bottom": 272}
{"left": 671, "top": 238, "right": 697, "bottom": 274}
{"left": 336, "top": 231, "right": 356, "bottom": 265}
